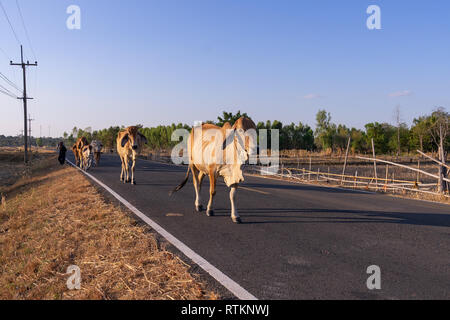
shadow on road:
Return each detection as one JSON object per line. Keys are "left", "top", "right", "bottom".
{"left": 209, "top": 207, "right": 450, "bottom": 228}
{"left": 243, "top": 182, "right": 369, "bottom": 194}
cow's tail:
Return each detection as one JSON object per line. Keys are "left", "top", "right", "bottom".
{"left": 170, "top": 166, "right": 191, "bottom": 196}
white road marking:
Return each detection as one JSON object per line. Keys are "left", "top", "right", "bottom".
{"left": 67, "top": 160, "right": 257, "bottom": 300}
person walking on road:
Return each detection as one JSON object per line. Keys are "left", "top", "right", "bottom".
{"left": 57, "top": 142, "right": 67, "bottom": 165}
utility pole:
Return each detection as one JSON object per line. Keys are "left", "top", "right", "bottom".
{"left": 28, "top": 114, "right": 34, "bottom": 153}
{"left": 10, "top": 45, "right": 38, "bottom": 164}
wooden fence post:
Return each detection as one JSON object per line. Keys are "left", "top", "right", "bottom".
{"left": 308, "top": 156, "right": 312, "bottom": 181}
{"left": 341, "top": 137, "right": 351, "bottom": 185}
{"left": 417, "top": 159, "right": 420, "bottom": 184}
{"left": 371, "top": 139, "right": 378, "bottom": 190}
{"left": 327, "top": 167, "right": 330, "bottom": 183}
{"left": 385, "top": 165, "right": 389, "bottom": 192}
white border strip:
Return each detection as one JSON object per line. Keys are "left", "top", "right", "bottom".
{"left": 66, "top": 160, "right": 257, "bottom": 300}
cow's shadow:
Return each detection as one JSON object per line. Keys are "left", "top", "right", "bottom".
{"left": 208, "top": 207, "right": 450, "bottom": 228}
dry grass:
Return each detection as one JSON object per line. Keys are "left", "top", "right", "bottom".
{"left": 0, "top": 147, "right": 57, "bottom": 194}
{"left": 0, "top": 156, "right": 219, "bottom": 300}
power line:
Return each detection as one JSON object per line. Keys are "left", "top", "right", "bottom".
{"left": 0, "top": 83, "right": 17, "bottom": 96}
{"left": 15, "top": 0, "right": 36, "bottom": 61}
{"left": 0, "top": 71, "right": 21, "bottom": 92}
{"left": 0, "top": 86, "right": 18, "bottom": 99}
{"left": 0, "top": 46, "right": 11, "bottom": 60}
{"left": 0, "top": 0, "right": 22, "bottom": 46}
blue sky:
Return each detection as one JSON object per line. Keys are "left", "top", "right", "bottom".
{"left": 0, "top": 0, "right": 449, "bottom": 137}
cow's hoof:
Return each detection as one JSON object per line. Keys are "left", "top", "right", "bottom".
{"left": 195, "top": 205, "right": 203, "bottom": 212}
{"left": 132, "top": 181, "right": 136, "bottom": 185}
{"left": 206, "top": 210, "right": 214, "bottom": 217}
{"left": 232, "top": 217, "right": 242, "bottom": 224}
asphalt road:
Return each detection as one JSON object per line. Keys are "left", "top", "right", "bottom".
{"left": 70, "top": 153, "right": 450, "bottom": 300}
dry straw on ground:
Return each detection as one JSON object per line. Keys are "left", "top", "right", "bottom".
{"left": 0, "top": 159, "right": 218, "bottom": 300}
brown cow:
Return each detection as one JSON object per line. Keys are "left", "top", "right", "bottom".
{"left": 116, "top": 126, "right": 148, "bottom": 185}
{"left": 73, "top": 137, "right": 89, "bottom": 167}
{"left": 170, "top": 119, "right": 254, "bottom": 224}
{"left": 72, "top": 144, "right": 79, "bottom": 166}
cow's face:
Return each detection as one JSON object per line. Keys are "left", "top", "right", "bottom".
{"left": 220, "top": 164, "right": 245, "bottom": 187}
{"left": 91, "top": 140, "right": 103, "bottom": 153}
{"left": 222, "top": 129, "right": 248, "bottom": 164}
{"left": 82, "top": 145, "right": 92, "bottom": 158}
{"left": 233, "top": 117, "right": 257, "bottom": 159}
{"left": 121, "top": 128, "right": 147, "bottom": 151}
{"left": 220, "top": 129, "right": 247, "bottom": 187}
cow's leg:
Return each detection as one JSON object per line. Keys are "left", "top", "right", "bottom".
{"left": 206, "top": 172, "right": 217, "bottom": 217}
{"left": 78, "top": 152, "right": 83, "bottom": 168}
{"left": 198, "top": 171, "right": 205, "bottom": 194}
{"left": 119, "top": 156, "right": 125, "bottom": 181}
{"left": 192, "top": 167, "right": 203, "bottom": 212}
{"left": 230, "top": 185, "right": 241, "bottom": 224}
{"left": 131, "top": 155, "right": 136, "bottom": 185}
{"left": 124, "top": 157, "right": 131, "bottom": 183}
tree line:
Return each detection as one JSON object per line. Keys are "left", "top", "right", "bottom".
{"left": 0, "top": 135, "right": 61, "bottom": 148}
{"left": 2, "top": 108, "right": 446, "bottom": 156}
{"left": 313, "top": 107, "right": 449, "bottom": 155}
{"left": 61, "top": 107, "right": 450, "bottom": 155}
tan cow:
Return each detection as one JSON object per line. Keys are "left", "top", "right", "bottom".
{"left": 170, "top": 120, "right": 253, "bottom": 224}
{"left": 116, "top": 126, "right": 148, "bottom": 185}
{"left": 72, "top": 144, "right": 79, "bottom": 166}
{"left": 73, "top": 137, "right": 89, "bottom": 168}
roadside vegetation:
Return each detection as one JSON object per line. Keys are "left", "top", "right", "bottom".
{"left": 1, "top": 108, "right": 448, "bottom": 156}
{"left": 56, "top": 108, "right": 449, "bottom": 156}
{"left": 0, "top": 149, "right": 218, "bottom": 300}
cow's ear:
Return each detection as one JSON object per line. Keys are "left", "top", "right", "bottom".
{"left": 139, "top": 133, "right": 148, "bottom": 144}
{"left": 121, "top": 134, "right": 129, "bottom": 147}
{"left": 222, "top": 129, "right": 235, "bottom": 150}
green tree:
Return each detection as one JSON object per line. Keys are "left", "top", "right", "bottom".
{"left": 36, "top": 138, "right": 43, "bottom": 147}
{"left": 216, "top": 110, "right": 250, "bottom": 126}
{"left": 315, "top": 110, "right": 335, "bottom": 150}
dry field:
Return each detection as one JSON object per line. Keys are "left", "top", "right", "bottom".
{"left": 279, "top": 151, "right": 441, "bottom": 184}
{"left": 0, "top": 147, "right": 56, "bottom": 192}
{"left": 0, "top": 149, "right": 218, "bottom": 300}
{"left": 271, "top": 152, "right": 450, "bottom": 203}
